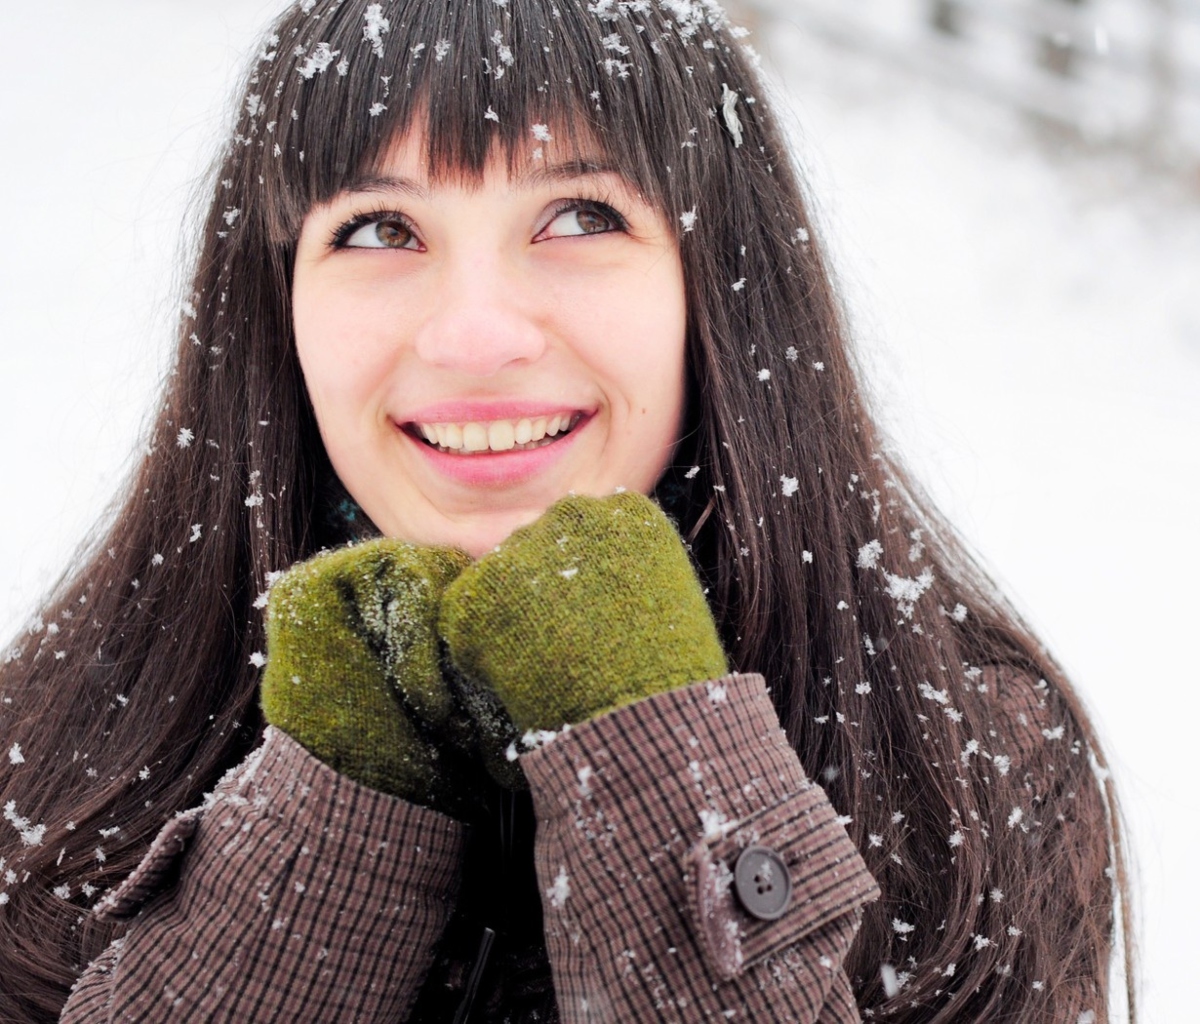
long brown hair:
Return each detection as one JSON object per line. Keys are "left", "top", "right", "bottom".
{"left": 0, "top": 1, "right": 1132, "bottom": 1020}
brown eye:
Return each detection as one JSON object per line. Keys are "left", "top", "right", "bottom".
{"left": 339, "top": 215, "right": 420, "bottom": 249}
{"left": 541, "top": 202, "right": 624, "bottom": 239}
{"left": 375, "top": 219, "right": 414, "bottom": 247}
{"left": 575, "top": 209, "right": 611, "bottom": 234}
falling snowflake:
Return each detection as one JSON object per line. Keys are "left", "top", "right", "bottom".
{"left": 4, "top": 801, "right": 46, "bottom": 846}
{"left": 883, "top": 567, "right": 935, "bottom": 618}
{"left": 176, "top": 428, "right": 194, "bottom": 448}
{"left": 531, "top": 123, "right": 553, "bottom": 142}
{"left": 720, "top": 83, "right": 743, "bottom": 147}
{"left": 491, "top": 31, "right": 514, "bottom": 68}
{"left": 918, "top": 681, "right": 950, "bottom": 705}
{"left": 249, "top": 652, "right": 266, "bottom": 668}
{"left": 856, "top": 539, "right": 883, "bottom": 569}
{"left": 296, "top": 42, "right": 341, "bottom": 79}
{"left": 7, "top": 744, "right": 23, "bottom": 765}
{"left": 780, "top": 475, "right": 799, "bottom": 497}
{"left": 699, "top": 808, "right": 730, "bottom": 840}
{"left": 363, "top": 4, "right": 390, "bottom": 58}
{"left": 577, "top": 766, "right": 593, "bottom": 798}
{"left": 546, "top": 866, "right": 571, "bottom": 908}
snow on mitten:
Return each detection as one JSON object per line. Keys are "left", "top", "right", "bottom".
{"left": 439, "top": 492, "right": 729, "bottom": 736}
{"left": 261, "top": 540, "right": 494, "bottom": 818}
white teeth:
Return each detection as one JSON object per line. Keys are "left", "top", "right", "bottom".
{"left": 414, "top": 413, "right": 579, "bottom": 454}
{"left": 461, "top": 423, "right": 489, "bottom": 452}
{"left": 488, "top": 420, "right": 515, "bottom": 451}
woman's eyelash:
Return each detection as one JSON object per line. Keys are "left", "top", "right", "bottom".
{"left": 327, "top": 195, "right": 630, "bottom": 249}
{"left": 329, "top": 208, "right": 416, "bottom": 249}
{"left": 544, "top": 197, "right": 629, "bottom": 233}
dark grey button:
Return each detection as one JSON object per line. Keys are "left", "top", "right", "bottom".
{"left": 733, "top": 845, "right": 792, "bottom": 921}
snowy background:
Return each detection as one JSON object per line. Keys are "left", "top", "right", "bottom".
{"left": 2, "top": 1, "right": 1197, "bottom": 1018}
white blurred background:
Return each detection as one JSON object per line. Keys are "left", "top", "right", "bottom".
{"left": 1, "top": 1, "right": 1197, "bottom": 1018}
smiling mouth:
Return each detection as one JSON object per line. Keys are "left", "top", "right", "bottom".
{"left": 406, "top": 413, "right": 585, "bottom": 455}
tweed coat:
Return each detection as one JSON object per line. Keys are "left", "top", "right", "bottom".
{"left": 59, "top": 673, "right": 881, "bottom": 1022}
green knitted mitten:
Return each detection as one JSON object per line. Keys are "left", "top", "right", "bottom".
{"left": 261, "top": 540, "right": 491, "bottom": 817}
{"left": 440, "top": 492, "right": 729, "bottom": 735}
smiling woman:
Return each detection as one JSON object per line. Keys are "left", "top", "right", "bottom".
{"left": 293, "top": 129, "right": 687, "bottom": 554}
{"left": 0, "top": 1, "right": 1131, "bottom": 1023}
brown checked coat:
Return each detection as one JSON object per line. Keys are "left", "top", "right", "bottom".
{"left": 57, "top": 668, "right": 1079, "bottom": 1022}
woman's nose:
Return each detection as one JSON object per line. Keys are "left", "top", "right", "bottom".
{"left": 411, "top": 255, "right": 547, "bottom": 377}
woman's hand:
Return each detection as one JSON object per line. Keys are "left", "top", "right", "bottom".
{"left": 260, "top": 540, "right": 500, "bottom": 817}
{"left": 439, "top": 492, "right": 729, "bottom": 736}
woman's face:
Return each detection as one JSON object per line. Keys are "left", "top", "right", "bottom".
{"left": 292, "top": 129, "right": 687, "bottom": 557}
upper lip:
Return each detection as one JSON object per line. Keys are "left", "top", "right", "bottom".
{"left": 401, "top": 400, "right": 593, "bottom": 425}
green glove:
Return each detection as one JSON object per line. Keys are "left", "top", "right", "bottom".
{"left": 440, "top": 492, "right": 729, "bottom": 736}
{"left": 261, "top": 540, "right": 496, "bottom": 817}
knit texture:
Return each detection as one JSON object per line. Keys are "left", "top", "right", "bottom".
{"left": 440, "top": 492, "right": 729, "bottom": 733}
{"left": 260, "top": 540, "right": 479, "bottom": 816}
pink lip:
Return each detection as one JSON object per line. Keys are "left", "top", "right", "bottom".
{"left": 398, "top": 412, "right": 592, "bottom": 487}
{"left": 403, "top": 400, "right": 590, "bottom": 424}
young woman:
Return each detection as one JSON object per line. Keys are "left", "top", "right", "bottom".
{"left": 0, "top": 0, "right": 1131, "bottom": 1021}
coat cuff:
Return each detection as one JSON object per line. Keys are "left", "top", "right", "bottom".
{"left": 98, "top": 726, "right": 466, "bottom": 922}
{"left": 522, "top": 674, "right": 879, "bottom": 985}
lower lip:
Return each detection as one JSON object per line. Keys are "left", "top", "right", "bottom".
{"left": 402, "top": 416, "right": 590, "bottom": 487}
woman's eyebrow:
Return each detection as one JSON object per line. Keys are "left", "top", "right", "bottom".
{"left": 343, "top": 174, "right": 429, "bottom": 199}
{"left": 341, "top": 159, "right": 627, "bottom": 199}
{"left": 519, "top": 159, "right": 623, "bottom": 188}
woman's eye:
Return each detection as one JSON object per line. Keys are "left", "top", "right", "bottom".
{"left": 341, "top": 218, "right": 420, "bottom": 250}
{"left": 541, "top": 203, "right": 623, "bottom": 239}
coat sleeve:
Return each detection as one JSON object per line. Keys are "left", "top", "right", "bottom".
{"left": 60, "top": 726, "right": 467, "bottom": 1023}
{"left": 522, "top": 672, "right": 880, "bottom": 1023}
